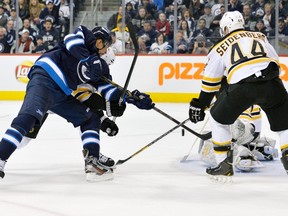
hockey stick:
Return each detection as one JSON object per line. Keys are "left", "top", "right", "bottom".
{"left": 116, "top": 118, "right": 190, "bottom": 165}
{"left": 180, "top": 116, "right": 210, "bottom": 163}
{"left": 113, "top": 21, "right": 139, "bottom": 121}
{"left": 101, "top": 76, "right": 212, "bottom": 140}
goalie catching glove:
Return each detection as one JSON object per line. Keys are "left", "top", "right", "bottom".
{"left": 125, "top": 90, "right": 155, "bottom": 110}
{"left": 189, "top": 98, "right": 206, "bottom": 123}
{"left": 100, "top": 116, "right": 119, "bottom": 136}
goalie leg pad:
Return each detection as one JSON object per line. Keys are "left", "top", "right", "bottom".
{"left": 233, "top": 144, "right": 264, "bottom": 172}
{"left": 231, "top": 119, "right": 255, "bottom": 145}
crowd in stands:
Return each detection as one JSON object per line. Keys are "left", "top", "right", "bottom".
{"left": 0, "top": 0, "right": 82, "bottom": 54}
{"left": 107, "top": 0, "right": 288, "bottom": 54}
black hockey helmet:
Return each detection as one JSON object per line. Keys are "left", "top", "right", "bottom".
{"left": 92, "top": 26, "right": 112, "bottom": 46}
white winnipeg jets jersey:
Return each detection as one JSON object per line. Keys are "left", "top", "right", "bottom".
{"left": 201, "top": 30, "right": 279, "bottom": 93}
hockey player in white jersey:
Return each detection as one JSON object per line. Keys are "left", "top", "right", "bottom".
{"left": 188, "top": 11, "right": 288, "bottom": 178}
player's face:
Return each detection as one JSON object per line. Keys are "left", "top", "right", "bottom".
{"left": 96, "top": 39, "right": 109, "bottom": 55}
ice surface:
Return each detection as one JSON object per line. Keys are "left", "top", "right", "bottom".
{"left": 0, "top": 102, "right": 287, "bottom": 216}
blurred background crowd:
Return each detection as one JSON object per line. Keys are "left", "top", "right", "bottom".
{"left": 0, "top": 0, "right": 288, "bottom": 55}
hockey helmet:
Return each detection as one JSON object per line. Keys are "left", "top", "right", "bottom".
{"left": 219, "top": 11, "right": 244, "bottom": 36}
{"left": 101, "top": 47, "right": 115, "bottom": 65}
{"left": 92, "top": 26, "right": 112, "bottom": 46}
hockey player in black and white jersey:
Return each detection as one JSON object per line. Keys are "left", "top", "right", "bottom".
{"left": 0, "top": 26, "right": 154, "bottom": 182}
{"left": 188, "top": 11, "right": 288, "bottom": 178}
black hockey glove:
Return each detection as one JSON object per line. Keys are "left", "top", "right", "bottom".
{"left": 100, "top": 117, "right": 119, "bottom": 136}
{"left": 189, "top": 98, "right": 206, "bottom": 123}
{"left": 126, "top": 90, "right": 155, "bottom": 110}
{"left": 105, "top": 101, "right": 126, "bottom": 117}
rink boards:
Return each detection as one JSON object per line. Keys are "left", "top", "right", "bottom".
{"left": 1, "top": 54, "right": 288, "bottom": 102}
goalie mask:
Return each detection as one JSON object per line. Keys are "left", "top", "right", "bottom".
{"left": 219, "top": 11, "right": 244, "bottom": 36}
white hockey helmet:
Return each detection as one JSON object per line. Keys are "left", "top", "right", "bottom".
{"left": 101, "top": 47, "right": 115, "bottom": 65}
{"left": 219, "top": 11, "right": 244, "bottom": 36}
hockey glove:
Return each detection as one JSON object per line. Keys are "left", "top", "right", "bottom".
{"left": 126, "top": 90, "right": 155, "bottom": 110}
{"left": 105, "top": 101, "right": 126, "bottom": 117}
{"left": 189, "top": 98, "right": 206, "bottom": 123}
{"left": 100, "top": 117, "right": 119, "bottom": 136}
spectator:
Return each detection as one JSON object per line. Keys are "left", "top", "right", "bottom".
{"left": 33, "top": 35, "right": 49, "bottom": 53}
{"left": 19, "top": 18, "right": 38, "bottom": 44}
{"left": 228, "top": 0, "right": 243, "bottom": 12}
{"left": 254, "top": 19, "right": 269, "bottom": 35}
{"left": 11, "top": 29, "right": 35, "bottom": 53}
{"left": 8, "top": 7, "right": 23, "bottom": 30}
{"left": 0, "top": 26, "right": 13, "bottom": 53}
{"left": 211, "top": 0, "right": 224, "bottom": 16}
{"left": 209, "top": 4, "right": 225, "bottom": 42}
{"left": 107, "top": 6, "right": 131, "bottom": 31}
{"left": 279, "top": 0, "right": 288, "bottom": 18}
{"left": 242, "top": 4, "right": 257, "bottom": 31}
{"left": 178, "top": 20, "right": 192, "bottom": 43}
{"left": 2, "top": 0, "right": 12, "bottom": 14}
{"left": 39, "top": 0, "right": 60, "bottom": 30}
{"left": 199, "top": 4, "right": 214, "bottom": 28}
{"left": 262, "top": 2, "right": 275, "bottom": 32}
{"left": 135, "top": 0, "right": 157, "bottom": 19}
{"left": 111, "top": 19, "right": 131, "bottom": 45}
{"left": 5, "top": 19, "right": 15, "bottom": 42}
{"left": 18, "top": 0, "right": 30, "bottom": 21}
{"left": 189, "top": 0, "right": 205, "bottom": 21}
{"left": 38, "top": 18, "right": 60, "bottom": 50}
{"left": 125, "top": 0, "right": 138, "bottom": 9}
{"left": 153, "top": 0, "right": 164, "bottom": 13}
{"left": 148, "top": 32, "right": 171, "bottom": 54}
{"left": 59, "top": 0, "right": 70, "bottom": 39}
{"left": 29, "top": 0, "right": 45, "bottom": 31}
{"left": 210, "top": 4, "right": 225, "bottom": 31}
{"left": 164, "top": 2, "right": 175, "bottom": 24}
{"left": 0, "top": 4, "right": 8, "bottom": 27}
{"left": 270, "top": 18, "right": 288, "bottom": 42}
{"left": 155, "top": 12, "right": 170, "bottom": 39}
{"left": 126, "top": 2, "right": 137, "bottom": 19}
{"left": 191, "top": 34, "right": 210, "bottom": 54}
{"left": 132, "top": 6, "right": 155, "bottom": 32}
{"left": 252, "top": 0, "right": 266, "bottom": 19}
{"left": 137, "top": 20, "right": 157, "bottom": 53}
{"left": 179, "top": 8, "right": 195, "bottom": 32}
{"left": 168, "top": 30, "right": 188, "bottom": 54}
{"left": 163, "top": 0, "right": 173, "bottom": 10}
{"left": 192, "top": 18, "right": 213, "bottom": 39}
{"left": 110, "top": 31, "right": 123, "bottom": 54}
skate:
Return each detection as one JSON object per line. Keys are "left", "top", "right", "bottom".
{"left": 99, "top": 152, "right": 115, "bottom": 168}
{"left": 280, "top": 154, "right": 288, "bottom": 175}
{"left": 0, "top": 159, "right": 6, "bottom": 179}
{"left": 206, "top": 150, "right": 234, "bottom": 182}
{"left": 83, "top": 149, "right": 114, "bottom": 182}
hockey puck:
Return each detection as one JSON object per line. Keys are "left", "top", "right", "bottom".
{"left": 181, "top": 129, "right": 185, "bottom": 136}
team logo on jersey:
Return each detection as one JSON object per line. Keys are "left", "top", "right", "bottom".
{"left": 15, "top": 61, "right": 34, "bottom": 84}
{"left": 77, "top": 61, "right": 90, "bottom": 83}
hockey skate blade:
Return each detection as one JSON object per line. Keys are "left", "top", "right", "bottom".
{"left": 86, "top": 172, "right": 114, "bottom": 182}
{"left": 208, "top": 174, "right": 233, "bottom": 183}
